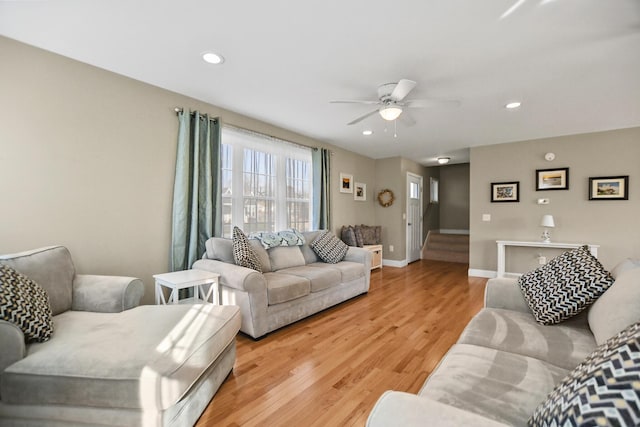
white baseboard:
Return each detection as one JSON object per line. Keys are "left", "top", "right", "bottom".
{"left": 438, "top": 229, "right": 470, "bottom": 235}
{"left": 383, "top": 258, "right": 408, "bottom": 268}
{"left": 467, "top": 269, "right": 496, "bottom": 278}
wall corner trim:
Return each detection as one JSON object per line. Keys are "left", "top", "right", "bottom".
{"left": 382, "top": 259, "right": 408, "bottom": 268}
{"left": 468, "top": 269, "right": 496, "bottom": 278}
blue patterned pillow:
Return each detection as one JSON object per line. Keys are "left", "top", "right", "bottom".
{"left": 249, "top": 229, "right": 305, "bottom": 249}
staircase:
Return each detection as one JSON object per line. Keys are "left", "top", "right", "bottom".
{"left": 421, "top": 231, "right": 469, "bottom": 264}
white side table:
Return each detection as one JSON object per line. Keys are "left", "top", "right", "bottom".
{"left": 153, "top": 270, "right": 220, "bottom": 305}
{"left": 496, "top": 240, "right": 600, "bottom": 278}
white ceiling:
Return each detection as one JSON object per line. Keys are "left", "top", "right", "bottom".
{"left": 2, "top": 0, "right": 639, "bottom": 165}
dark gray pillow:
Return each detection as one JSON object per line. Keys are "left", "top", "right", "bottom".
{"left": 340, "top": 226, "right": 358, "bottom": 246}
{"left": 353, "top": 225, "right": 364, "bottom": 247}
{"left": 518, "top": 245, "right": 614, "bottom": 325}
{"left": 310, "top": 231, "right": 348, "bottom": 264}
{"left": 529, "top": 320, "right": 640, "bottom": 427}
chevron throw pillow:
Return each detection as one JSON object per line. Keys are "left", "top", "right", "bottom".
{"left": 0, "top": 264, "right": 54, "bottom": 342}
{"left": 310, "top": 230, "right": 348, "bottom": 264}
{"left": 529, "top": 320, "right": 640, "bottom": 427}
{"left": 518, "top": 245, "right": 614, "bottom": 325}
{"left": 232, "top": 226, "right": 262, "bottom": 272}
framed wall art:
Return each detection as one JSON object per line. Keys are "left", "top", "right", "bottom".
{"left": 588, "top": 176, "right": 629, "bottom": 201}
{"left": 491, "top": 181, "right": 519, "bottom": 203}
{"left": 354, "top": 182, "right": 366, "bottom": 201}
{"left": 339, "top": 173, "right": 353, "bottom": 193}
{"left": 536, "top": 168, "right": 569, "bottom": 191}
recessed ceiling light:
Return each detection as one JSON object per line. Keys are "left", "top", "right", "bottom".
{"left": 437, "top": 157, "right": 451, "bottom": 165}
{"left": 362, "top": 130, "right": 373, "bottom": 136}
{"left": 202, "top": 52, "right": 224, "bottom": 65}
{"left": 505, "top": 101, "right": 521, "bottom": 109}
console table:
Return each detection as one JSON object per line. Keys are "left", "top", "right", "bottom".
{"left": 496, "top": 240, "right": 599, "bottom": 278}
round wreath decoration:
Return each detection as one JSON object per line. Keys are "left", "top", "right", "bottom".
{"left": 377, "top": 189, "right": 395, "bottom": 207}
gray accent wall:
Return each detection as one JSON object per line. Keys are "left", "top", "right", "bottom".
{"left": 439, "top": 163, "right": 470, "bottom": 231}
{"left": 0, "top": 36, "right": 374, "bottom": 303}
{"left": 470, "top": 127, "right": 640, "bottom": 275}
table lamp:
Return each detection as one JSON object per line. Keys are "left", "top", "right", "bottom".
{"left": 541, "top": 215, "right": 555, "bottom": 243}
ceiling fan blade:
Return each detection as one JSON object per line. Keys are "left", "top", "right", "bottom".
{"left": 398, "top": 111, "right": 416, "bottom": 127}
{"left": 347, "top": 109, "right": 379, "bottom": 125}
{"left": 404, "top": 99, "right": 461, "bottom": 108}
{"left": 390, "top": 79, "right": 417, "bottom": 101}
{"left": 330, "top": 100, "right": 380, "bottom": 105}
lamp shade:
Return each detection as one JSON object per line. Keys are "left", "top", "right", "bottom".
{"left": 379, "top": 105, "right": 402, "bottom": 121}
{"left": 541, "top": 215, "right": 555, "bottom": 228}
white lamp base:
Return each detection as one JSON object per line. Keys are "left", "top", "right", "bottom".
{"left": 541, "top": 229, "right": 551, "bottom": 243}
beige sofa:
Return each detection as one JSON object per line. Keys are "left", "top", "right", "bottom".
{"left": 0, "top": 246, "right": 241, "bottom": 427}
{"left": 367, "top": 259, "right": 640, "bottom": 426}
{"left": 193, "top": 230, "right": 372, "bottom": 339}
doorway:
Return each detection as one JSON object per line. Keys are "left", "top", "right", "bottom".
{"left": 406, "top": 172, "right": 423, "bottom": 263}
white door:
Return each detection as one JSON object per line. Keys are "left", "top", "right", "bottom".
{"left": 406, "top": 173, "right": 423, "bottom": 263}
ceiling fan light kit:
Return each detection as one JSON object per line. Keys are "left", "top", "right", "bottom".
{"left": 379, "top": 105, "right": 403, "bottom": 121}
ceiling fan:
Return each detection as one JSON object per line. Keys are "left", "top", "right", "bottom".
{"left": 330, "top": 79, "right": 460, "bottom": 126}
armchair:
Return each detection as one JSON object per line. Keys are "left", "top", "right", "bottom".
{"left": 0, "top": 246, "right": 241, "bottom": 427}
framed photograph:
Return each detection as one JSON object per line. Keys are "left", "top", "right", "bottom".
{"left": 536, "top": 168, "right": 569, "bottom": 191}
{"left": 340, "top": 173, "right": 353, "bottom": 193}
{"left": 491, "top": 181, "right": 519, "bottom": 203}
{"left": 354, "top": 182, "right": 366, "bottom": 201}
{"left": 589, "top": 176, "right": 629, "bottom": 200}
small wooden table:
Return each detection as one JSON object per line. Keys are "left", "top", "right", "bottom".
{"left": 364, "top": 244, "right": 383, "bottom": 270}
{"left": 496, "top": 240, "right": 599, "bottom": 278}
{"left": 153, "top": 270, "right": 220, "bottom": 305}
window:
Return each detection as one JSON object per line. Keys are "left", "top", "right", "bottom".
{"left": 221, "top": 127, "right": 312, "bottom": 237}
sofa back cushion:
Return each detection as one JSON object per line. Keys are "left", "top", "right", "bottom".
{"left": 0, "top": 246, "right": 74, "bottom": 316}
{"left": 249, "top": 240, "right": 272, "bottom": 273}
{"left": 300, "top": 231, "right": 322, "bottom": 264}
{"left": 268, "top": 246, "right": 306, "bottom": 271}
{"left": 588, "top": 268, "right": 640, "bottom": 345}
{"left": 204, "top": 238, "right": 234, "bottom": 264}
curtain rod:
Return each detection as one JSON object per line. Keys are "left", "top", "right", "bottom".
{"left": 174, "top": 107, "right": 335, "bottom": 154}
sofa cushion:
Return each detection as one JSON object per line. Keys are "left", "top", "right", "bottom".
{"left": 360, "top": 224, "right": 381, "bottom": 245}
{"left": 300, "top": 231, "right": 322, "bottom": 264}
{"left": 529, "top": 321, "right": 640, "bottom": 427}
{"left": 263, "top": 272, "right": 310, "bottom": 305}
{"left": 0, "top": 264, "right": 53, "bottom": 343}
{"left": 309, "top": 261, "right": 365, "bottom": 283}
{"left": 588, "top": 267, "right": 640, "bottom": 345}
{"left": 249, "top": 239, "right": 272, "bottom": 272}
{"left": 204, "top": 237, "right": 235, "bottom": 263}
{"left": 278, "top": 266, "right": 341, "bottom": 293}
{"left": 458, "top": 308, "right": 596, "bottom": 370}
{"left": 0, "top": 246, "right": 74, "bottom": 315}
{"left": 310, "top": 231, "right": 348, "bottom": 264}
{"left": 268, "top": 246, "right": 306, "bottom": 271}
{"left": 518, "top": 245, "right": 614, "bottom": 325}
{"left": 610, "top": 257, "right": 640, "bottom": 279}
{"left": 421, "top": 343, "right": 568, "bottom": 426}
{"left": 0, "top": 304, "right": 241, "bottom": 410}
{"left": 353, "top": 225, "right": 365, "bottom": 247}
{"left": 232, "top": 227, "right": 262, "bottom": 272}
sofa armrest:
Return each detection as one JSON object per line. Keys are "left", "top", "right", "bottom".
{"left": 0, "top": 320, "right": 26, "bottom": 378}
{"left": 344, "top": 246, "right": 372, "bottom": 265}
{"left": 484, "top": 277, "right": 531, "bottom": 313}
{"left": 193, "top": 259, "right": 266, "bottom": 293}
{"left": 367, "top": 391, "right": 508, "bottom": 427}
{"left": 72, "top": 274, "right": 144, "bottom": 313}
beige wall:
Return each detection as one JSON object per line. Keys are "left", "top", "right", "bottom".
{"left": 470, "top": 127, "right": 640, "bottom": 275}
{"left": 439, "top": 163, "right": 470, "bottom": 231}
{"left": 329, "top": 150, "right": 376, "bottom": 236}
{"left": 0, "top": 37, "right": 374, "bottom": 303}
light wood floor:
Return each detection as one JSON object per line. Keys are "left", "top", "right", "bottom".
{"left": 196, "top": 260, "right": 487, "bottom": 426}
